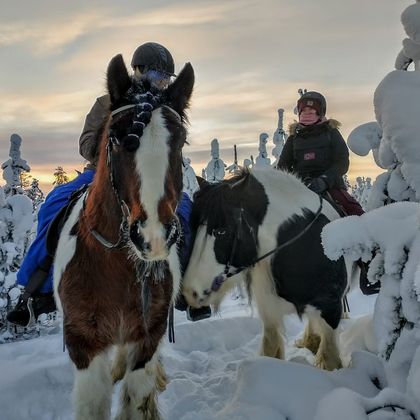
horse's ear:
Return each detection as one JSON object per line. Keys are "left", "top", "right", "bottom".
{"left": 196, "top": 175, "right": 209, "bottom": 189}
{"left": 107, "top": 54, "right": 131, "bottom": 105}
{"left": 166, "top": 62, "right": 194, "bottom": 116}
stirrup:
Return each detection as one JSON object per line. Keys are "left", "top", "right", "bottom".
{"left": 25, "top": 297, "right": 36, "bottom": 328}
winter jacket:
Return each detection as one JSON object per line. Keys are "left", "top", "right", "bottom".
{"left": 276, "top": 119, "right": 349, "bottom": 190}
{"left": 17, "top": 170, "right": 96, "bottom": 293}
{"left": 79, "top": 95, "right": 111, "bottom": 169}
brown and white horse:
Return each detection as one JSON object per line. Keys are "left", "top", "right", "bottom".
{"left": 53, "top": 55, "right": 194, "bottom": 420}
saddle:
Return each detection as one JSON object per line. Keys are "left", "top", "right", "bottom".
{"left": 45, "top": 183, "right": 90, "bottom": 257}
{"left": 323, "top": 191, "right": 348, "bottom": 217}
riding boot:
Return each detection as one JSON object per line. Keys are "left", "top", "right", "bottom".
{"left": 186, "top": 305, "right": 212, "bottom": 322}
{"left": 357, "top": 259, "right": 380, "bottom": 295}
{"left": 174, "top": 293, "right": 212, "bottom": 321}
{"left": 6, "top": 292, "right": 56, "bottom": 327}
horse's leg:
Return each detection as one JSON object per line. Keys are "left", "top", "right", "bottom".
{"left": 115, "top": 344, "right": 166, "bottom": 420}
{"left": 295, "top": 318, "right": 321, "bottom": 354}
{"left": 251, "top": 264, "right": 286, "bottom": 359}
{"left": 260, "top": 321, "right": 284, "bottom": 359}
{"left": 73, "top": 351, "right": 112, "bottom": 420}
{"left": 310, "top": 310, "right": 342, "bottom": 371}
{"left": 112, "top": 345, "right": 127, "bottom": 384}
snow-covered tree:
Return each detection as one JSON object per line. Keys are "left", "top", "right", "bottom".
{"left": 243, "top": 158, "right": 253, "bottom": 170}
{"left": 1, "top": 134, "right": 30, "bottom": 197}
{"left": 0, "top": 135, "right": 43, "bottom": 340}
{"left": 19, "top": 172, "right": 32, "bottom": 190}
{"left": 226, "top": 145, "right": 240, "bottom": 175}
{"left": 351, "top": 177, "right": 373, "bottom": 210}
{"left": 203, "top": 139, "right": 225, "bottom": 182}
{"left": 322, "top": 201, "right": 420, "bottom": 417}
{"left": 348, "top": 1, "right": 420, "bottom": 210}
{"left": 52, "top": 166, "right": 69, "bottom": 186}
{"left": 182, "top": 157, "right": 199, "bottom": 199}
{"left": 254, "top": 133, "right": 271, "bottom": 168}
{"left": 25, "top": 179, "right": 45, "bottom": 212}
{"left": 272, "top": 108, "right": 287, "bottom": 167}
{"left": 0, "top": 186, "right": 35, "bottom": 341}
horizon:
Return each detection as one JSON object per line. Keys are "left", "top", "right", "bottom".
{"left": 1, "top": 0, "right": 412, "bottom": 193}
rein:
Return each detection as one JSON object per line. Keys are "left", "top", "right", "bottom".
{"left": 211, "top": 194, "right": 324, "bottom": 291}
{"left": 89, "top": 99, "right": 180, "bottom": 250}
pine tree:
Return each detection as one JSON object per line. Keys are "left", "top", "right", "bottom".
{"left": 25, "top": 179, "right": 45, "bottom": 211}
{"left": 0, "top": 135, "right": 38, "bottom": 341}
{"left": 1, "top": 134, "right": 30, "bottom": 196}
{"left": 52, "top": 166, "right": 69, "bottom": 186}
{"left": 19, "top": 172, "right": 32, "bottom": 190}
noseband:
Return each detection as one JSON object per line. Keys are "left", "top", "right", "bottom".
{"left": 90, "top": 92, "right": 181, "bottom": 250}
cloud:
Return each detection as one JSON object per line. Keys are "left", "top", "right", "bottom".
{"left": 0, "top": 0, "right": 412, "bottom": 194}
{"left": 0, "top": 1, "right": 241, "bottom": 55}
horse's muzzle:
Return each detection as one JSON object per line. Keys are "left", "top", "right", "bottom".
{"left": 129, "top": 216, "right": 180, "bottom": 260}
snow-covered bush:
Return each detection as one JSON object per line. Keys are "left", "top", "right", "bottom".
{"left": 351, "top": 177, "right": 373, "bottom": 211}
{"left": 347, "top": 1, "right": 420, "bottom": 210}
{"left": 0, "top": 135, "right": 37, "bottom": 341}
{"left": 322, "top": 201, "right": 420, "bottom": 418}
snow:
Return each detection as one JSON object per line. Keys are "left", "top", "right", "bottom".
{"left": 204, "top": 139, "right": 225, "bottom": 182}
{"left": 347, "top": 122, "right": 382, "bottom": 159}
{"left": 322, "top": 199, "right": 420, "bottom": 418}
{"left": 0, "top": 290, "right": 389, "bottom": 420}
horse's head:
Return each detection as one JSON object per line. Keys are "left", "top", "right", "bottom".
{"left": 97, "top": 54, "right": 194, "bottom": 261}
{"left": 182, "top": 172, "right": 269, "bottom": 309}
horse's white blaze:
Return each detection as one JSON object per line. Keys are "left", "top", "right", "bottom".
{"left": 73, "top": 351, "right": 112, "bottom": 420}
{"left": 135, "top": 108, "right": 170, "bottom": 259}
{"left": 53, "top": 194, "right": 86, "bottom": 313}
{"left": 183, "top": 226, "right": 230, "bottom": 307}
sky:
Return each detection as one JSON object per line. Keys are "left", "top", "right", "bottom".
{"left": 0, "top": 0, "right": 413, "bottom": 192}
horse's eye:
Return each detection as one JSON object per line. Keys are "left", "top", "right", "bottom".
{"left": 213, "top": 228, "right": 226, "bottom": 237}
{"left": 122, "top": 134, "right": 140, "bottom": 152}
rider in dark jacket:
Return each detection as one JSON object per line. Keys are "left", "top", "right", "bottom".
{"left": 277, "top": 91, "right": 364, "bottom": 216}
{"left": 277, "top": 91, "right": 378, "bottom": 295}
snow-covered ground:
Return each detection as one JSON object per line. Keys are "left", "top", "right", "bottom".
{"left": 0, "top": 289, "right": 387, "bottom": 420}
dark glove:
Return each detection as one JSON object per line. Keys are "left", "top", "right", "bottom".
{"left": 307, "top": 176, "right": 329, "bottom": 194}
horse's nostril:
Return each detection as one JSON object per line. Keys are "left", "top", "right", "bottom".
{"left": 203, "top": 289, "right": 211, "bottom": 296}
{"left": 192, "top": 291, "right": 198, "bottom": 299}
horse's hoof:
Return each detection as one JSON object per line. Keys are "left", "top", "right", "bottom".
{"left": 295, "top": 334, "right": 321, "bottom": 355}
{"left": 315, "top": 354, "right": 342, "bottom": 371}
{"left": 155, "top": 361, "right": 168, "bottom": 392}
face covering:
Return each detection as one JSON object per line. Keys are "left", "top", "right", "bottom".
{"left": 299, "top": 110, "right": 320, "bottom": 126}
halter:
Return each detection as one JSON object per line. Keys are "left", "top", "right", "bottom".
{"left": 89, "top": 92, "right": 181, "bottom": 250}
{"left": 211, "top": 194, "right": 324, "bottom": 291}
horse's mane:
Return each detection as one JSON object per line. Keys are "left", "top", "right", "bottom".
{"left": 191, "top": 169, "right": 268, "bottom": 233}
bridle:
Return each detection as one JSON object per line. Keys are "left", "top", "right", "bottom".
{"left": 89, "top": 95, "right": 182, "bottom": 251}
{"left": 211, "top": 194, "right": 324, "bottom": 291}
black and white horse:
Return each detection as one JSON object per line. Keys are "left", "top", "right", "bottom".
{"left": 182, "top": 168, "right": 355, "bottom": 370}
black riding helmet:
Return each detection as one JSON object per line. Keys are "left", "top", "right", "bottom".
{"left": 297, "top": 91, "right": 327, "bottom": 117}
{"left": 131, "top": 42, "right": 175, "bottom": 77}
